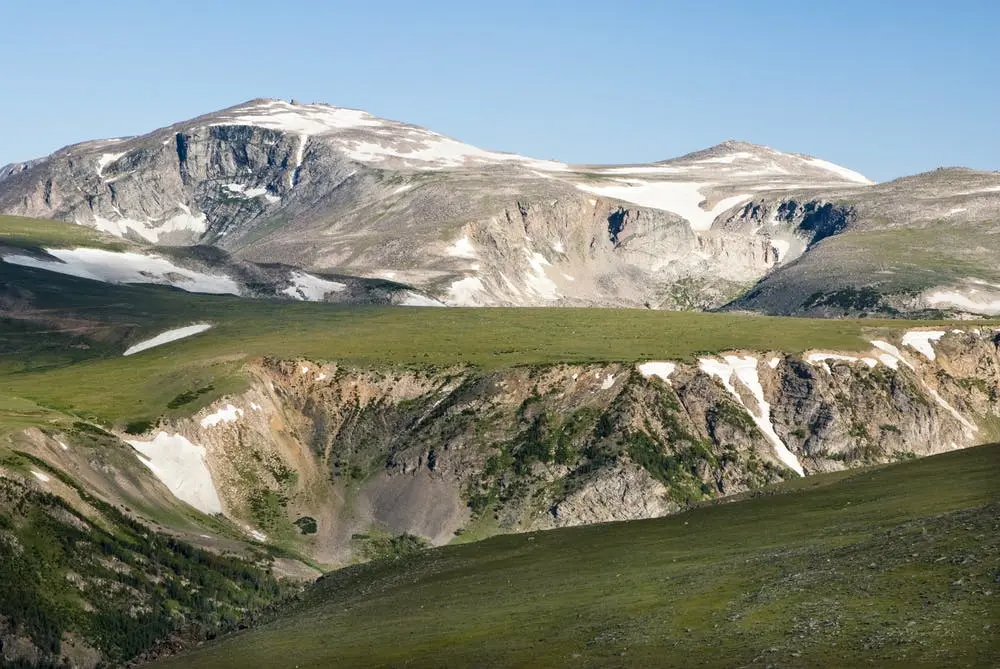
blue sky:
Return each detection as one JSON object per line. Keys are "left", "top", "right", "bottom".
{"left": 1, "top": 0, "right": 997, "bottom": 181}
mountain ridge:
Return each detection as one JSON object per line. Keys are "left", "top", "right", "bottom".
{"left": 0, "top": 99, "right": 997, "bottom": 316}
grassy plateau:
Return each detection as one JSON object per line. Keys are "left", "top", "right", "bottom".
{"left": 4, "top": 254, "right": 995, "bottom": 431}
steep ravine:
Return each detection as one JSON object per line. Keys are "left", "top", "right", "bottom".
{"left": 99, "top": 327, "right": 1000, "bottom": 567}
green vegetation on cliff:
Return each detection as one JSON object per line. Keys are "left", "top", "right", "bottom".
{"left": 0, "top": 451, "right": 297, "bottom": 666}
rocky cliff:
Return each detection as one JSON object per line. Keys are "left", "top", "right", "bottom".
{"left": 23, "top": 326, "right": 990, "bottom": 568}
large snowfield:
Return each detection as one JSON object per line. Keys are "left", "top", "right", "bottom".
{"left": 126, "top": 432, "right": 223, "bottom": 515}
{"left": 2, "top": 247, "right": 240, "bottom": 294}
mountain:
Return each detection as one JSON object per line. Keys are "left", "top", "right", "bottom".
{"left": 4, "top": 237, "right": 998, "bottom": 557}
{"left": 2, "top": 101, "right": 999, "bottom": 667}
{"left": 8, "top": 98, "right": 996, "bottom": 316}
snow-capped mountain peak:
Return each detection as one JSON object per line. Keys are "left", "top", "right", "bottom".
{"left": 208, "top": 98, "right": 568, "bottom": 173}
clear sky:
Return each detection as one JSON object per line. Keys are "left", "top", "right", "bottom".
{"left": 2, "top": 0, "right": 997, "bottom": 182}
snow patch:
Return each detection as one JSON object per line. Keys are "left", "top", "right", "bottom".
{"left": 597, "top": 166, "right": 685, "bottom": 175}
{"left": 289, "top": 134, "right": 308, "bottom": 187}
{"left": 200, "top": 404, "right": 243, "bottom": 428}
{"left": 771, "top": 239, "right": 790, "bottom": 262}
{"left": 127, "top": 432, "right": 223, "bottom": 514}
{"left": 693, "top": 151, "right": 755, "bottom": 164}
{"left": 637, "top": 362, "right": 676, "bottom": 384}
{"left": 806, "top": 353, "right": 859, "bottom": 365}
{"left": 447, "top": 277, "right": 485, "bottom": 305}
{"left": 926, "top": 289, "right": 1000, "bottom": 316}
{"left": 90, "top": 204, "right": 209, "bottom": 242}
{"left": 123, "top": 324, "right": 212, "bottom": 356}
{"left": 600, "top": 374, "right": 616, "bottom": 390}
{"left": 803, "top": 157, "right": 875, "bottom": 185}
{"left": 3, "top": 248, "right": 240, "bottom": 295}
{"left": 925, "top": 387, "right": 978, "bottom": 434}
{"left": 96, "top": 152, "right": 126, "bottom": 179}
{"left": 875, "top": 354, "right": 899, "bottom": 369}
{"left": 281, "top": 271, "right": 346, "bottom": 301}
{"left": 224, "top": 183, "right": 271, "bottom": 199}
{"left": 805, "top": 352, "right": 880, "bottom": 373}
{"left": 525, "top": 251, "right": 559, "bottom": 300}
{"left": 211, "top": 99, "right": 383, "bottom": 134}
{"left": 699, "top": 356, "right": 804, "bottom": 476}
{"left": 338, "top": 129, "right": 569, "bottom": 172}
{"left": 751, "top": 183, "right": 808, "bottom": 191}
{"left": 31, "top": 470, "right": 50, "bottom": 483}
{"left": 870, "top": 340, "right": 914, "bottom": 371}
{"left": 575, "top": 180, "right": 749, "bottom": 231}
{"left": 805, "top": 353, "right": 856, "bottom": 374}
{"left": 445, "top": 235, "right": 478, "bottom": 259}
{"left": 399, "top": 291, "right": 446, "bottom": 307}
{"left": 901, "top": 330, "right": 946, "bottom": 361}
{"left": 767, "top": 357, "right": 781, "bottom": 369}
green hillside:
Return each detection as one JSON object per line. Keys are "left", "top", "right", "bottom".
{"left": 154, "top": 443, "right": 1000, "bottom": 668}
{"left": 0, "top": 214, "right": 130, "bottom": 251}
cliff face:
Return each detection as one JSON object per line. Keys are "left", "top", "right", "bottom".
{"left": 88, "top": 327, "right": 997, "bottom": 566}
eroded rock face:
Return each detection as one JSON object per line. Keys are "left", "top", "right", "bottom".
{"left": 531, "top": 463, "right": 678, "bottom": 531}
{"left": 111, "top": 328, "right": 999, "bottom": 566}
